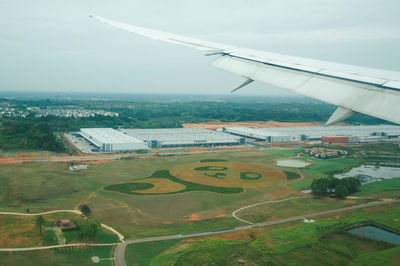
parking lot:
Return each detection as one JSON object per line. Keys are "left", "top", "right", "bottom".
{"left": 64, "top": 132, "right": 100, "bottom": 153}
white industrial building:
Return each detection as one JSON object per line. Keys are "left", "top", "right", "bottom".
{"left": 223, "top": 125, "right": 400, "bottom": 143}
{"left": 79, "top": 128, "right": 148, "bottom": 152}
{"left": 120, "top": 128, "right": 245, "bottom": 148}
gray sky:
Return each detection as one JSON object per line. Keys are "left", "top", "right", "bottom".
{"left": 1, "top": 0, "right": 399, "bottom": 95}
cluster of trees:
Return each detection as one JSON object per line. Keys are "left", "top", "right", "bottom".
{"left": 311, "top": 177, "right": 361, "bottom": 199}
{"left": 0, "top": 119, "right": 66, "bottom": 152}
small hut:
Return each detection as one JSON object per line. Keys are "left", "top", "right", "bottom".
{"left": 54, "top": 218, "right": 78, "bottom": 231}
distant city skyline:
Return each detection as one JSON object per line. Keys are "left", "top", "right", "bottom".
{"left": 1, "top": 0, "right": 399, "bottom": 95}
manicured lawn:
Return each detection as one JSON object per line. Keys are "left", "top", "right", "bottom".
{"left": 103, "top": 169, "right": 243, "bottom": 195}
{"left": 355, "top": 178, "right": 400, "bottom": 197}
{"left": 283, "top": 170, "right": 301, "bottom": 180}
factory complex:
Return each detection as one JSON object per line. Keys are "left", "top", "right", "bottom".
{"left": 223, "top": 125, "right": 400, "bottom": 143}
{"left": 121, "top": 128, "right": 245, "bottom": 148}
{"left": 79, "top": 128, "right": 148, "bottom": 152}
{"left": 75, "top": 125, "right": 400, "bottom": 152}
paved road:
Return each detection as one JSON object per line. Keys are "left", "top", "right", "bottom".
{"left": 113, "top": 199, "right": 400, "bottom": 266}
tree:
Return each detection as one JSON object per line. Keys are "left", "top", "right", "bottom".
{"left": 311, "top": 178, "right": 330, "bottom": 198}
{"left": 35, "top": 215, "right": 45, "bottom": 235}
{"left": 327, "top": 177, "right": 340, "bottom": 192}
{"left": 335, "top": 185, "right": 349, "bottom": 199}
{"left": 342, "top": 177, "right": 361, "bottom": 193}
{"left": 79, "top": 204, "right": 92, "bottom": 217}
{"left": 79, "top": 220, "right": 99, "bottom": 241}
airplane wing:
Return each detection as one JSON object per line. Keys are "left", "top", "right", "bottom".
{"left": 91, "top": 16, "right": 400, "bottom": 125}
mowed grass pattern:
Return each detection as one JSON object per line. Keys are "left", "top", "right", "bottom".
{"left": 103, "top": 170, "right": 243, "bottom": 195}
{"left": 171, "top": 162, "right": 286, "bottom": 188}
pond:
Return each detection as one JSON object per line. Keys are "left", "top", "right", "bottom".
{"left": 348, "top": 225, "right": 400, "bottom": 245}
{"left": 334, "top": 165, "right": 400, "bottom": 184}
{"left": 276, "top": 159, "right": 311, "bottom": 168}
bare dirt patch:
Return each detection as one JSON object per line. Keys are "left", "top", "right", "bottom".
{"left": 186, "top": 213, "right": 201, "bottom": 221}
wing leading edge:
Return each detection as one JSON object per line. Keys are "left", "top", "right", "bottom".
{"left": 91, "top": 16, "right": 400, "bottom": 125}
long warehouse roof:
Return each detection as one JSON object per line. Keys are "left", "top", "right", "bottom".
{"left": 121, "top": 128, "right": 241, "bottom": 142}
{"left": 80, "top": 128, "right": 144, "bottom": 144}
{"left": 224, "top": 125, "right": 400, "bottom": 138}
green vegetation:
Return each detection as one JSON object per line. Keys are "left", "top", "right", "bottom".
{"left": 351, "top": 246, "right": 400, "bottom": 266}
{"left": 203, "top": 172, "right": 227, "bottom": 179}
{"left": 311, "top": 177, "right": 361, "bottom": 199}
{"left": 125, "top": 239, "right": 180, "bottom": 266}
{"left": 239, "top": 172, "right": 263, "bottom": 180}
{"left": 200, "top": 159, "right": 228, "bottom": 163}
{"left": 193, "top": 166, "right": 228, "bottom": 171}
{"left": 263, "top": 148, "right": 303, "bottom": 158}
{"left": 0, "top": 212, "right": 118, "bottom": 249}
{"left": 103, "top": 170, "right": 243, "bottom": 195}
{"left": 103, "top": 182, "right": 154, "bottom": 194}
{"left": 0, "top": 119, "right": 66, "bottom": 152}
{"left": 79, "top": 204, "right": 92, "bottom": 218}
{"left": 0, "top": 245, "right": 114, "bottom": 266}
{"left": 355, "top": 178, "right": 400, "bottom": 196}
{"left": 152, "top": 239, "right": 247, "bottom": 265}
{"left": 283, "top": 170, "right": 301, "bottom": 180}
{"left": 144, "top": 203, "right": 400, "bottom": 265}
{"left": 35, "top": 215, "right": 45, "bottom": 235}
{"left": 303, "top": 158, "right": 361, "bottom": 178}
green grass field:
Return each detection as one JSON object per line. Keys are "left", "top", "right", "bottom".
{"left": 125, "top": 239, "right": 180, "bottom": 266}
{"left": 0, "top": 245, "right": 114, "bottom": 266}
{"left": 355, "top": 178, "right": 400, "bottom": 197}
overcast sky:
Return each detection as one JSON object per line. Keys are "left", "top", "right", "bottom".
{"left": 1, "top": 0, "right": 399, "bottom": 95}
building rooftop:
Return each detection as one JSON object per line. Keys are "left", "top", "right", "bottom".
{"left": 80, "top": 128, "right": 143, "bottom": 144}
{"left": 121, "top": 128, "right": 240, "bottom": 142}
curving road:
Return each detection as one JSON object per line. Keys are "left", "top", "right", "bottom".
{"left": 113, "top": 199, "right": 400, "bottom": 266}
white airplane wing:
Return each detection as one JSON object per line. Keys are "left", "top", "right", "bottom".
{"left": 91, "top": 16, "right": 400, "bottom": 125}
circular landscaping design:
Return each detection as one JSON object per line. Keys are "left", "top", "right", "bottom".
{"left": 240, "top": 172, "right": 263, "bottom": 180}
{"left": 171, "top": 162, "right": 285, "bottom": 189}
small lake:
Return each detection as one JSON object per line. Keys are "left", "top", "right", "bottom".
{"left": 348, "top": 225, "right": 400, "bottom": 245}
{"left": 334, "top": 165, "right": 400, "bottom": 184}
{"left": 276, "top": 159, "right": 311, "bottom": 168}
